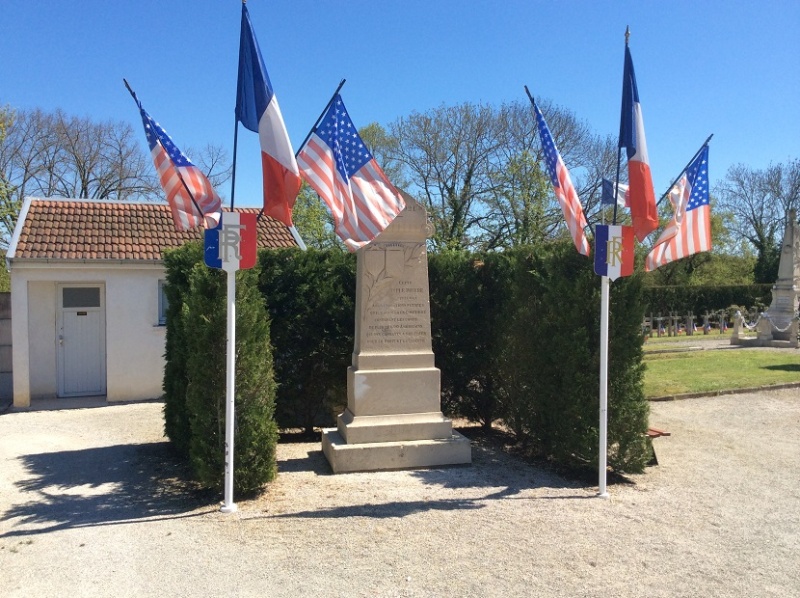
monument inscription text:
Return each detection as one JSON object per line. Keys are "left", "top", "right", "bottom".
{"left": 360, "top": 241, "right": 430, "bottom": 353}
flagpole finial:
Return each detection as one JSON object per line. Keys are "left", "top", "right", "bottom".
{"left": 625, "top": 26, "right": 630, "bottom": 45}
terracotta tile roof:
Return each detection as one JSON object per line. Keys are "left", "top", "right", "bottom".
{"left": 10, "top": 198, "right": 297, "bottom": 261}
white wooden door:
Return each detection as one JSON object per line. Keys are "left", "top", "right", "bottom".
{"left": 57, "top": 285, "right": 106, "bottom": 397}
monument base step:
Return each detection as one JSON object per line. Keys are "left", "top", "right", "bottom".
{"left": 338, "top": 409, "right": 454, "bottom": 444}
{"left": 321, "top": 429, "right": 472, "bottom": 474}
{"left": 731, "top": 337, "right": 798, "bottom": 349}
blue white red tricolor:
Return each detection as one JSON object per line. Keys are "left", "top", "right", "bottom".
{"left": 130, "top": 90, "right": 221, "bottom": 232}
{"left": 533, "top": 101, "right": 591, "bottom": 256}
{"left": 594, "top": 225, "right": 634, "bottom": 280}
{"left": 601, "top": 178, "right": 630, "bottom": 208}
{"left": 646, "top": 145, "right": 712, "bottom": 271}
{"left": 619, "top": 45, "right": 658, "bottom": 242}
{"left": 296, "top": 94, "right": 406, "bottom": 251}
{"left": 204, "top": 212, "right": 258, "bottom": 272}
{"left": 236, "top": 4, "right": 301, "bottom": 227}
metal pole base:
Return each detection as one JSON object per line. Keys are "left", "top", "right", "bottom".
{"left": 220, "top": 503, "right": 238, "bottom": 514}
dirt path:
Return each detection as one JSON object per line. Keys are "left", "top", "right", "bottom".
{"left": 2, "top": 391, "right": 799, "bottom": 597}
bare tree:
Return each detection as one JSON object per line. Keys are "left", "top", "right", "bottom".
{"left": 487, "top": 101, "right": 618, "bottom": 249}
{"left": 0, "top": 107, "right": 232, "bottom": 249}
{"left": 357, "top": 122, "right": 408, "bottom": 191}
{"left": 386, "top": 100, "right": 619, "bottom": 251}
{"left": 185, "top": 142, "right": 232, "bottom": 194}
{"left": 388, "top": 103, "right": 506, "bottom": 251}
{"left": 714, "top": 159, "right": 799, "bottom": 282}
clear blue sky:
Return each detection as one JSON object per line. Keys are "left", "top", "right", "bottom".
{"left": 2, "top": 0, "right": 798, "bottom": 208}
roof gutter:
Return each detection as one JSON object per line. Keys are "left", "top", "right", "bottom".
{"left": 6, "top": 257, "right": 164, "bottom": 269}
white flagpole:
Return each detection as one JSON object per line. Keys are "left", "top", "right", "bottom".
{"left": 220, "top": 267, "right": 238, "bottom": 513}
{"left": 598, "top": 275, "right": 610, "bottom": 498}
{"left": 289, "top": 225, "right": 307, "bottom": 250}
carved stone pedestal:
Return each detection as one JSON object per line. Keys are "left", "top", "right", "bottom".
{"left": 321, "top": 196, "right": 471, "bottom": 473}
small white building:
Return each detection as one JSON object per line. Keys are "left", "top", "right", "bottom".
{"left": 6, "top": 197, "right": 296, "bottom": 408}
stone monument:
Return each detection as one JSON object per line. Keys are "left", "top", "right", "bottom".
{"left": 760, "top": 209, "right": 800, "bottom": 344}
{"left": 734, "top": 210, "right": 799, "bottom": 347}
{"left": 321, "top": 195, "right": 472, "bottom": 473}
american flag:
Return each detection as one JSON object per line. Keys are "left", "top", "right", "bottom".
{"left": 132, "top": 93, "right": 221, "bottom": 231}
{"left": 296, "top": 94, "right": 405, "bottom": 251}
{"left": 533, "top": 102, "right": 591, "bottom": 256}
{"left": 645, "top": 145, "right": 711, "bottom": 271}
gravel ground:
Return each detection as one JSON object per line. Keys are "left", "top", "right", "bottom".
{"left": 1, "top": 389, "right": 799, "bottom": 598}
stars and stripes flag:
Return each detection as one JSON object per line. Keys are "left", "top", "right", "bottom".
{"left": 619, "top": 45, "right": 658, "bottom": 242}
{"left": 645, "top": 145, "right": 712, "bottom": 271}
{"left": 236, "top": 4, "right": 301, "bottom": 227}
{"left": 128, "top": 85, "right": 221, "bottom": 231}
{"left": 296, "top": 94, "right": 406, "bottom": 251}
{"left": 533, "top": 101, "right": 591, "bottom": 256}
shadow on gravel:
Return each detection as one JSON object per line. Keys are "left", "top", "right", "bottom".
{"left": 278, "top": 450, "right": 330, "bottom": 474}
{"left": 271, "top": 497, "right": 485, "bottom": 520}
{"left": 2, "top": 442, "right": 213, "bottom": 538}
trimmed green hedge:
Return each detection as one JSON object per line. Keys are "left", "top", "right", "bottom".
{"left": 428, "top": 252, "right": 516, "bottom": 430}
{"left": 162, "top": 243, "right": 203, "bottom": 458}
{"left": 430, "top": 244, "right": 649, "bottom": 472}
{"left": 163, "top": 241, "right": 651, "bottom": 475}
{"left": 642, "top": 284, "right": 772, "bottom": 316}
{"left": 163, "top": 243, "right": 279, "bottom": 493}
{"left": 258, "top": 248, "right": 356, "bottom": 434}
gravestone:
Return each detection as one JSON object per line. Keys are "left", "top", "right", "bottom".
{"left": 321, "top": 195, "right": 471, "bottom": 473}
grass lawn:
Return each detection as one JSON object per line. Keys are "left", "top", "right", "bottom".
{"left": 644, "top": 347, "right": 800, "bottom": 398}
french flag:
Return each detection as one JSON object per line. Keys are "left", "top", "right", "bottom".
{"left": 619, "top": 45, "right": 658, "bottom": 242}
{"left": 236, "top": 5, "right": 301, "bottom": 227}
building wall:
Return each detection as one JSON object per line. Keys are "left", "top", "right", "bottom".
{"left": 11, "top": 262, "right": 167, "bottom": 407}
{"left": 27, "top": 281, "right": 57, "bottom": 398}
{"left": 0, "top": 293, "right": 11, "bottom": 401}
{"left": 105, "top": 268, "right": 167, "bottom": 402}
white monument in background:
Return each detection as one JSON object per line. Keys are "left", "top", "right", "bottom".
{"left": 733, "top": 209, "right": 799, "bottom": 347}
{"left": 321, "top": 195, "right": 472, "bottom": 473}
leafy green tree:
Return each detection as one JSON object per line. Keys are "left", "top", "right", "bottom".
{"left": 481, "top": 150, "right": 556, "bottom": 248}
{"left": 495, "top": 100, "right": 618, "bottom": 232}
{"left": 0, "top": 251, "right": 9, "bottom": 292}
{"left": 0, "top": 107, "right": 19, "bottom": 250}
{"left": 291, "top": 182, "right": 340, "bottom": 250}
{"left": 0, "top": 109, "right": 12, "bottom": 291}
